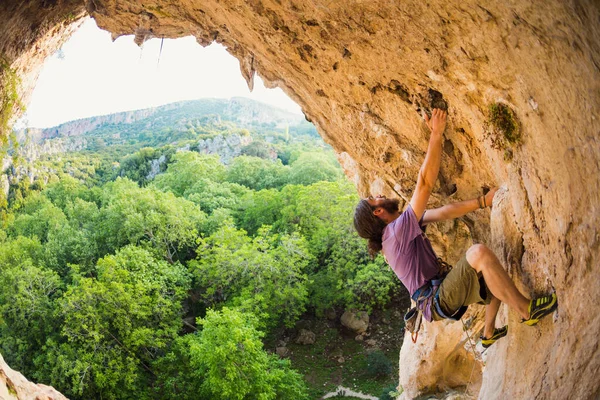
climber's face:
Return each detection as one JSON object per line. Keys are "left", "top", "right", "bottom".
{"left": 366, "top": 194, "right": 386, "bottom": 208}
{"left": 367, "top": 196, "right": 400, "bottom": 215}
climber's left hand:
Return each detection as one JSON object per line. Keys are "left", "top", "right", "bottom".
{"left": 484, "top": 187, "right": 498, "bottom": 208}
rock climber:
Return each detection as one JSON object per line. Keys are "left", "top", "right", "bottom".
{"left": 353, "top": 108, "right": 557, "bottom": 347}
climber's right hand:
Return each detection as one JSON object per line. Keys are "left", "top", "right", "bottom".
{"left": 424, "top": 108, "right": 447, "bottom": 136}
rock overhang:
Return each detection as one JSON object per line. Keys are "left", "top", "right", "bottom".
{"left": 0, "top": 1, "right": 599, "bottom": 398}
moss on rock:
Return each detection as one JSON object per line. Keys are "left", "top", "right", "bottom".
{"left": 0, "top": 57, "right": 23, "bottom": 144}
{"left": 485, "top": 102, "right": 522, "bottom": 161}
{"left": 488, "top": 103, "right": 521, "bottom": 145}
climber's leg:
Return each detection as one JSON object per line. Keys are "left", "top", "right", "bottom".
{"left": 466, "top": 244, "right": 530, "bottom": 320}
{"left": 483, "top": 295, "right": 501, "bottom": 339}
{"left": 480, "top": 324, "right": 508, "bottom": 349}
{"left": 435, "top": 256, "right": 492, "bottom": 319}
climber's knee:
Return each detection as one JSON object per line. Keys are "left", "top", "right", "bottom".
{"left": 466, "top": 244, "right": 493, "bottom": 273}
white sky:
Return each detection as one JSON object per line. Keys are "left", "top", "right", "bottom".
{"left": 20, "top": 18, "right": 302, "bottom": 129}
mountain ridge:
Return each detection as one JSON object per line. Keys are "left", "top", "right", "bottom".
{"left": 18, "top": 97, "right": 306, "bottom": 143}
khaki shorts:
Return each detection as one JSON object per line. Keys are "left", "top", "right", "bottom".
{"left": 431, "top": 255, "right": 493, "bottom": 321}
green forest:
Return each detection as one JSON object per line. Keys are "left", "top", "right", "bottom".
{"left": 0, "top": 100, "right": 407, "bottom": 399}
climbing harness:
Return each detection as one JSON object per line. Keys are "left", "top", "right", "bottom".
{"left": 404, "top": 306, "right": 422, "bottom": 343}
{"left": 404, "top": 258, "right": 468, "bottom": 342}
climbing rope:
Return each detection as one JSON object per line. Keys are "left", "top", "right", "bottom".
{"left": 138, "top": 33, "right": 146, "bottom": 60}
{"left": 460, "top": 318, "right": 479, "bottom": 396}
{"left": 157, "top": 37, "right": 164, "bottom": 67}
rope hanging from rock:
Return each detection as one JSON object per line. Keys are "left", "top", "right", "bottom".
{"left": 157, "top": 37, "right": 164, "bottom": 67}
{"left": 460, "top": 318, "right": 479, "bottom": 396}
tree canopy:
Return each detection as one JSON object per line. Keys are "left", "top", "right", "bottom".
{"left": 0, "top": 112, "right": 403, "bottom": 399}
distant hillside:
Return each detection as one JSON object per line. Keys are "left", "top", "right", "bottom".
{"left": 2, "top": 97, "right": 323, "bottom": 194}
{"left": 19, "top": 97, "right": 309, "bottom": 143}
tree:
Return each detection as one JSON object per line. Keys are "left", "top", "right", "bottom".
{"left": 153, "top": 152, "right": 225, "bottom": 196}
{"left": 200, "top": 208, "right": 236, "bottom": 236}
{"left": 9, "top": 195, "right": 69, "bottom": 244}
{"left": 0, "top": 235, "right": 44, "bottom": 270}
{"left": 37, "top": 246, "right": 191, "bottom": 399}
{"left": 189, "top": 225, "right": 310, "bottom": 328}
{"left": 234, "top": 229, "right": 312, "bottom": 328}
{"left": 192, "top": 307, "right": 309, "bottom": 400}
{"left": 43, "top": 174, "right": 90, "bottom": 210}
{"left": 97, "top": 178, "right": 205, "bottom": 262}
{"left": 151, "top": 335, "right": 207, "bottom": 400}
{"left": 117, "top": 147, "right": 166, "bottom": 186}
{"left": 276, "top": 180, "right": 401, "bottom": 313}
{"left": 235, "top": 188, "right": 283, "bottom": 236}
{"left": 345, "top": 260, "right": 398, "bottom": 313}
{"left": 43, "top": 198, "right": 101, "bottom": 276}
{"left": 226, "top": 156, "right": 287, "bottom": 190}
{"left": 240, "top": 140, "right": 273, "bottom": 159}
{"left": 184, "top": 178, "right": 249, "bottom": 214}
{"left": 0, "top": 262, "right": 62, "bottom": 375}
{"left": 286, "top": 152, "right": 341, "bottom": 186}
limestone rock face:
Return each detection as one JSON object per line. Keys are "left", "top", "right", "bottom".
{"left": 196, "top": 133, "right": 252, "bottom": 164}
{"left": 399, "top": 308, "right": 487, "bottom": 399}
{"left": 294, "top": 329, "right": 317, "bottom": 345}
{"left": 0, "top": 1, "right": 599, "bottom": 399}
{"left": 0, "top": 353, "right": 67, "bottom": 400}
{"left": 275, "top": 346, "right": 290, "bottom": 358}
{"left": 21, "top": 107, "right": 160, "bottom": 140}
{"left": 341, "top": 310, "right": 370, "bottom": 334}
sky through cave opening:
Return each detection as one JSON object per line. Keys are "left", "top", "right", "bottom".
{"left": 19, "top": 17, "right": 302, "bottom": 130}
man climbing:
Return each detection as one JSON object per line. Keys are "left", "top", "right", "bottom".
{"left": 353, "top": 108, "right": 557, "bottom": 347}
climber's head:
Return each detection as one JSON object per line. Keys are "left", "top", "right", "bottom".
{"left": 353, "top": 195, "right": 400, "bottom": 257}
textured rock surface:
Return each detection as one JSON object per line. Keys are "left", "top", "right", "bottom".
{"left": 399, "top": 307, "right": 487, "bottom": 398}
{"left": 0, "top": 353, "right": 67, "bottom": 400}
{"left": 341, "top": 310, "right": 370, "bottom": 334}
{"left": 0, "top": 1, "right": 599, "bottom": 399}
{"left": 294, "top": 329, "right": 317, "bottom": 345}
{"left": 0, "top": 1, "right": 86, "bottom": 121}
{"left": 196, "top": 133, "right": 252, "bottom": 164}
{"left": 22, "top": 107, "right": 161, "bottom": 140}
{"left": 275, "top": 346, "right": 290, "bottom": 358}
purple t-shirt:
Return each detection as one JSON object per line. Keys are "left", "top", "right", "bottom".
{"left": 382, "top": 205, "right": 440, "bottom": 321}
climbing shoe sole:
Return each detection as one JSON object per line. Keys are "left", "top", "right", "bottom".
{"left": 522, "top": 293, "right": 558, "bottom": 326}
{"left": 481, "top": 325, "right": 508, "bottom": 349}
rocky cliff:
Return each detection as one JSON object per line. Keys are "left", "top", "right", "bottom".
{"left": 0, "top": 353, "right": 67, "bottom": 400}
{"left": 0, "top": 1, "right": 599, "bottom": 399}
{"left": 6, "top": 96, "right": 297, "bottom": 170}
{"left": 22, "top": 107, "right": 161, "bottom": 141}
{"left": 19, "top": 97, "right": 305, "bottom": 141}
{"left": 1, "top": 98, "right": 269, "bottom": 197}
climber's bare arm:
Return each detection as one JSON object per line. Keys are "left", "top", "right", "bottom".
{"left": 421, "top": 188, "right": 498, "bottom": 224}
{"left": 409, "top": 109, "right": 447, "bottom": 221}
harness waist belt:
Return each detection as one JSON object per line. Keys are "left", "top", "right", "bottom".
{"left": 411, "top": 277, "right": 444, "bottom": 302}
{"left": 433, "top": 291, "right": 468, "bottom": 321}
{"left": 412, "top": 280, "right": 468, "bottom": 321}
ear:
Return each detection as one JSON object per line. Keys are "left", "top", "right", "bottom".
{"left": 372, "top": 207, "right": 383, "bottom": 216}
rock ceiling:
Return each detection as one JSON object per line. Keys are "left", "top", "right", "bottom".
{"left": 0, "top": 0, "right": 599, "bottom": 398}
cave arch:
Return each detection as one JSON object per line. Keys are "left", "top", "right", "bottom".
{"left": 1, "top": 1, "right": 599, "bottom": 398}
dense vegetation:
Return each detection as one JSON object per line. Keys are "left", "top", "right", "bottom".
{"left": 0, "top": 101, "right": 403, "bottom": 399}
